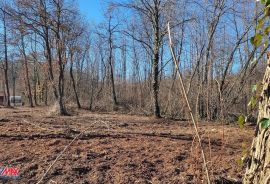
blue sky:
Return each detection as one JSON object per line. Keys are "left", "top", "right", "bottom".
{"left": 78, "top": 0, "right": 104, "bottom": 23}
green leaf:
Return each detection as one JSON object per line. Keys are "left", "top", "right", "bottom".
{"left": 250, "top": 37, "right": 255, "bottom": 45}
{"left": 264, "top": 25, "right": 270, "bottom": 35}
{"left": 259, "top": 118, "right": 270, "bottom": 129}
{"left": 265, "top": 6, "right": 270, "bottom": 16}
{"left": 236, "top": 158, "right": 243, "bottom": 166}
{"left": 238, "top": 115, "right": 246, "bottom": 129}
{"left": 252, "top": 84, "right": 257, "bottom": 93}
{"left": 251, "top": 34, "right": 263, "bottom": 47}
{"left": 248, "top": 96, "right": 257, "bottom": 109}
{"left": 261, "top": 0, "right": 266, "bottom": 4}
{"left": 255, "top": 34, "right": 263, "bottom": 46}
{"left": 264, "top": 40, "right": 269, "bottom": 48}
{"left": 257, "top": 18, "right": 264, "bottom": 30}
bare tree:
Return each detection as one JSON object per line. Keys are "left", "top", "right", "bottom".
{"left": 115, "top": 0, "right": 187, "bottom": 117}
{"left": 66, "top": 19, "right": 86, "bottom": 109}
{"left": 107, "top": 14, "right": 118, "bottom": 106}
{"left": 0, "top": 6, "right": 10, "bottom": 107}
{"left": 19, "top": 25, "right": 34, "bottom": 107}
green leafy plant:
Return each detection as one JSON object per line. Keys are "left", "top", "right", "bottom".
{"left": 238, "top": 82, "right": 262, "bottom": 129}
{"left": 248, "top": 96, "right": 257, "bottom": 109}
{"left": 251, "top": 33, "right": 263, "bottom": 47}
{"left": 259, "top": 118, "right": 270, "bottom": 129}
{"left": 252, "top": 84, "right": 257, "bottom": 93}
{"left": 236, "top": 142, "right": 248, "bottom": 166}
{"left": 251, "top": 0, "right": 270, "bottom": 47}
{"left": 238, "top": 115, "right": 246, "bottom": 129}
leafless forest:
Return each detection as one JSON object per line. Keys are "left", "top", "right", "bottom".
{"left": 0, "top": 0, "right": 270, "bottom": 183}
{"left": 0, "top": 0, "right": 265, "bottom": 119}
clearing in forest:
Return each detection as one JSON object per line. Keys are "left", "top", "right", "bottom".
{"left": 0, "top": 107, "right": 252, "bottom": 183}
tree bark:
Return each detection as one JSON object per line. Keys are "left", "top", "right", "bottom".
{"left": 44, "top": 30, "right": 58, "bottom": 100}
{"left": 152, "top": 1, "right": 161, "bottom": 118}
{"left": 152, "top": 49, "right": 161, "bottom": 118}
{"left": 70, "top": 53, "right": 81, "bottom": 109}
{"left": 40, "top": 0, "right": 59, "bottom": 100}
{"left": 108, "top": 16, "right": 117, "bottom": 106}
{"left": 21, "top": 34, "right": 34, "bottom": 107}
{"left": 244, "top": 58, "right": 270, "bottom": 184}
{"left": 3, "top": 10, "right": 10, "bottom": 107}
{"left": 44, "top": 76, "right": 48, "bottom": 106}
{"left": 56, "top": 36, "right": 68, "bottom": 115}
{"left": 54, "top": 1, "right": 68, "bottom": 116}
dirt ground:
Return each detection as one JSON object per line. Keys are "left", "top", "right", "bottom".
{"left": 0, "top": 106, "right": 254, "bottom": 184}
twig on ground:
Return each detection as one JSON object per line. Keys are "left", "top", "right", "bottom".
{"left": 36, "top": 120, "right": 111, "bottom": 184}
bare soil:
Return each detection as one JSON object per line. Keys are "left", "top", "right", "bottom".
{"left": 0, "top": 107, "right": 254, "bottom": 184}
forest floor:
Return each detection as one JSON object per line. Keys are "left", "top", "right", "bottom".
{"left": 0, "top": 106, "right": 254, "bottom": 184}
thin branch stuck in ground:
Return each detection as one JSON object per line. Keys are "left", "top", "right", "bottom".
{"left": 167, "top": 22, "right": 211, "bottom": 184}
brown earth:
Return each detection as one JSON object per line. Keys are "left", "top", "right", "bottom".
{"left": 0, "top": 107, "right": 254, "bottom": 184}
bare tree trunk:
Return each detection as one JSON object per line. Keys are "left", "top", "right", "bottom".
{"left": 121, "top": 40, "right": 127, "bottom": 94}
{"left": 21, "top": 34, "right": 34, "bottom": 107}
{"left": 244, "top": 56, "right": 270, "bottom": 184}
{"left": 70, "top": 53, "right": 81, "bottom": 109}
{"left": 57, "top": 43, "right": 68, "bottom": 115}
{"left": 152, "top": 2, "right": 161, "bottom": 118}
{"left": 152, "top": 45, "right": 161, "bottom": 118}
{"left": 40, "top": 0, "right": 58, "bottom": 100}
{"left": 33, "top": 69, "right": 38, "bottom": 106}
{"left": 54, "top": 1, "right": 68, "bottom": 116}
{"left": 56, "top": 38, "right": 68, "bottom": 115}
{"left": 44, "top": 76, "right": 48, "bottom": 106}
{"left": 44, "top": 30, "right": 58, "bottom": 100}
{"left": 32, "top": 34, "right": 39, "bottom": 106}
{"left": 2, "top": 10, "right": 10, "bottom": 107}
{"left": 108, "top": 16, "right": 117, "bottom": 106}
{"left": 108, "top": 53, "right": 117, "bottom": 106}
{"left": 11, "top": 62, "right": 16, "bottom": 102}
